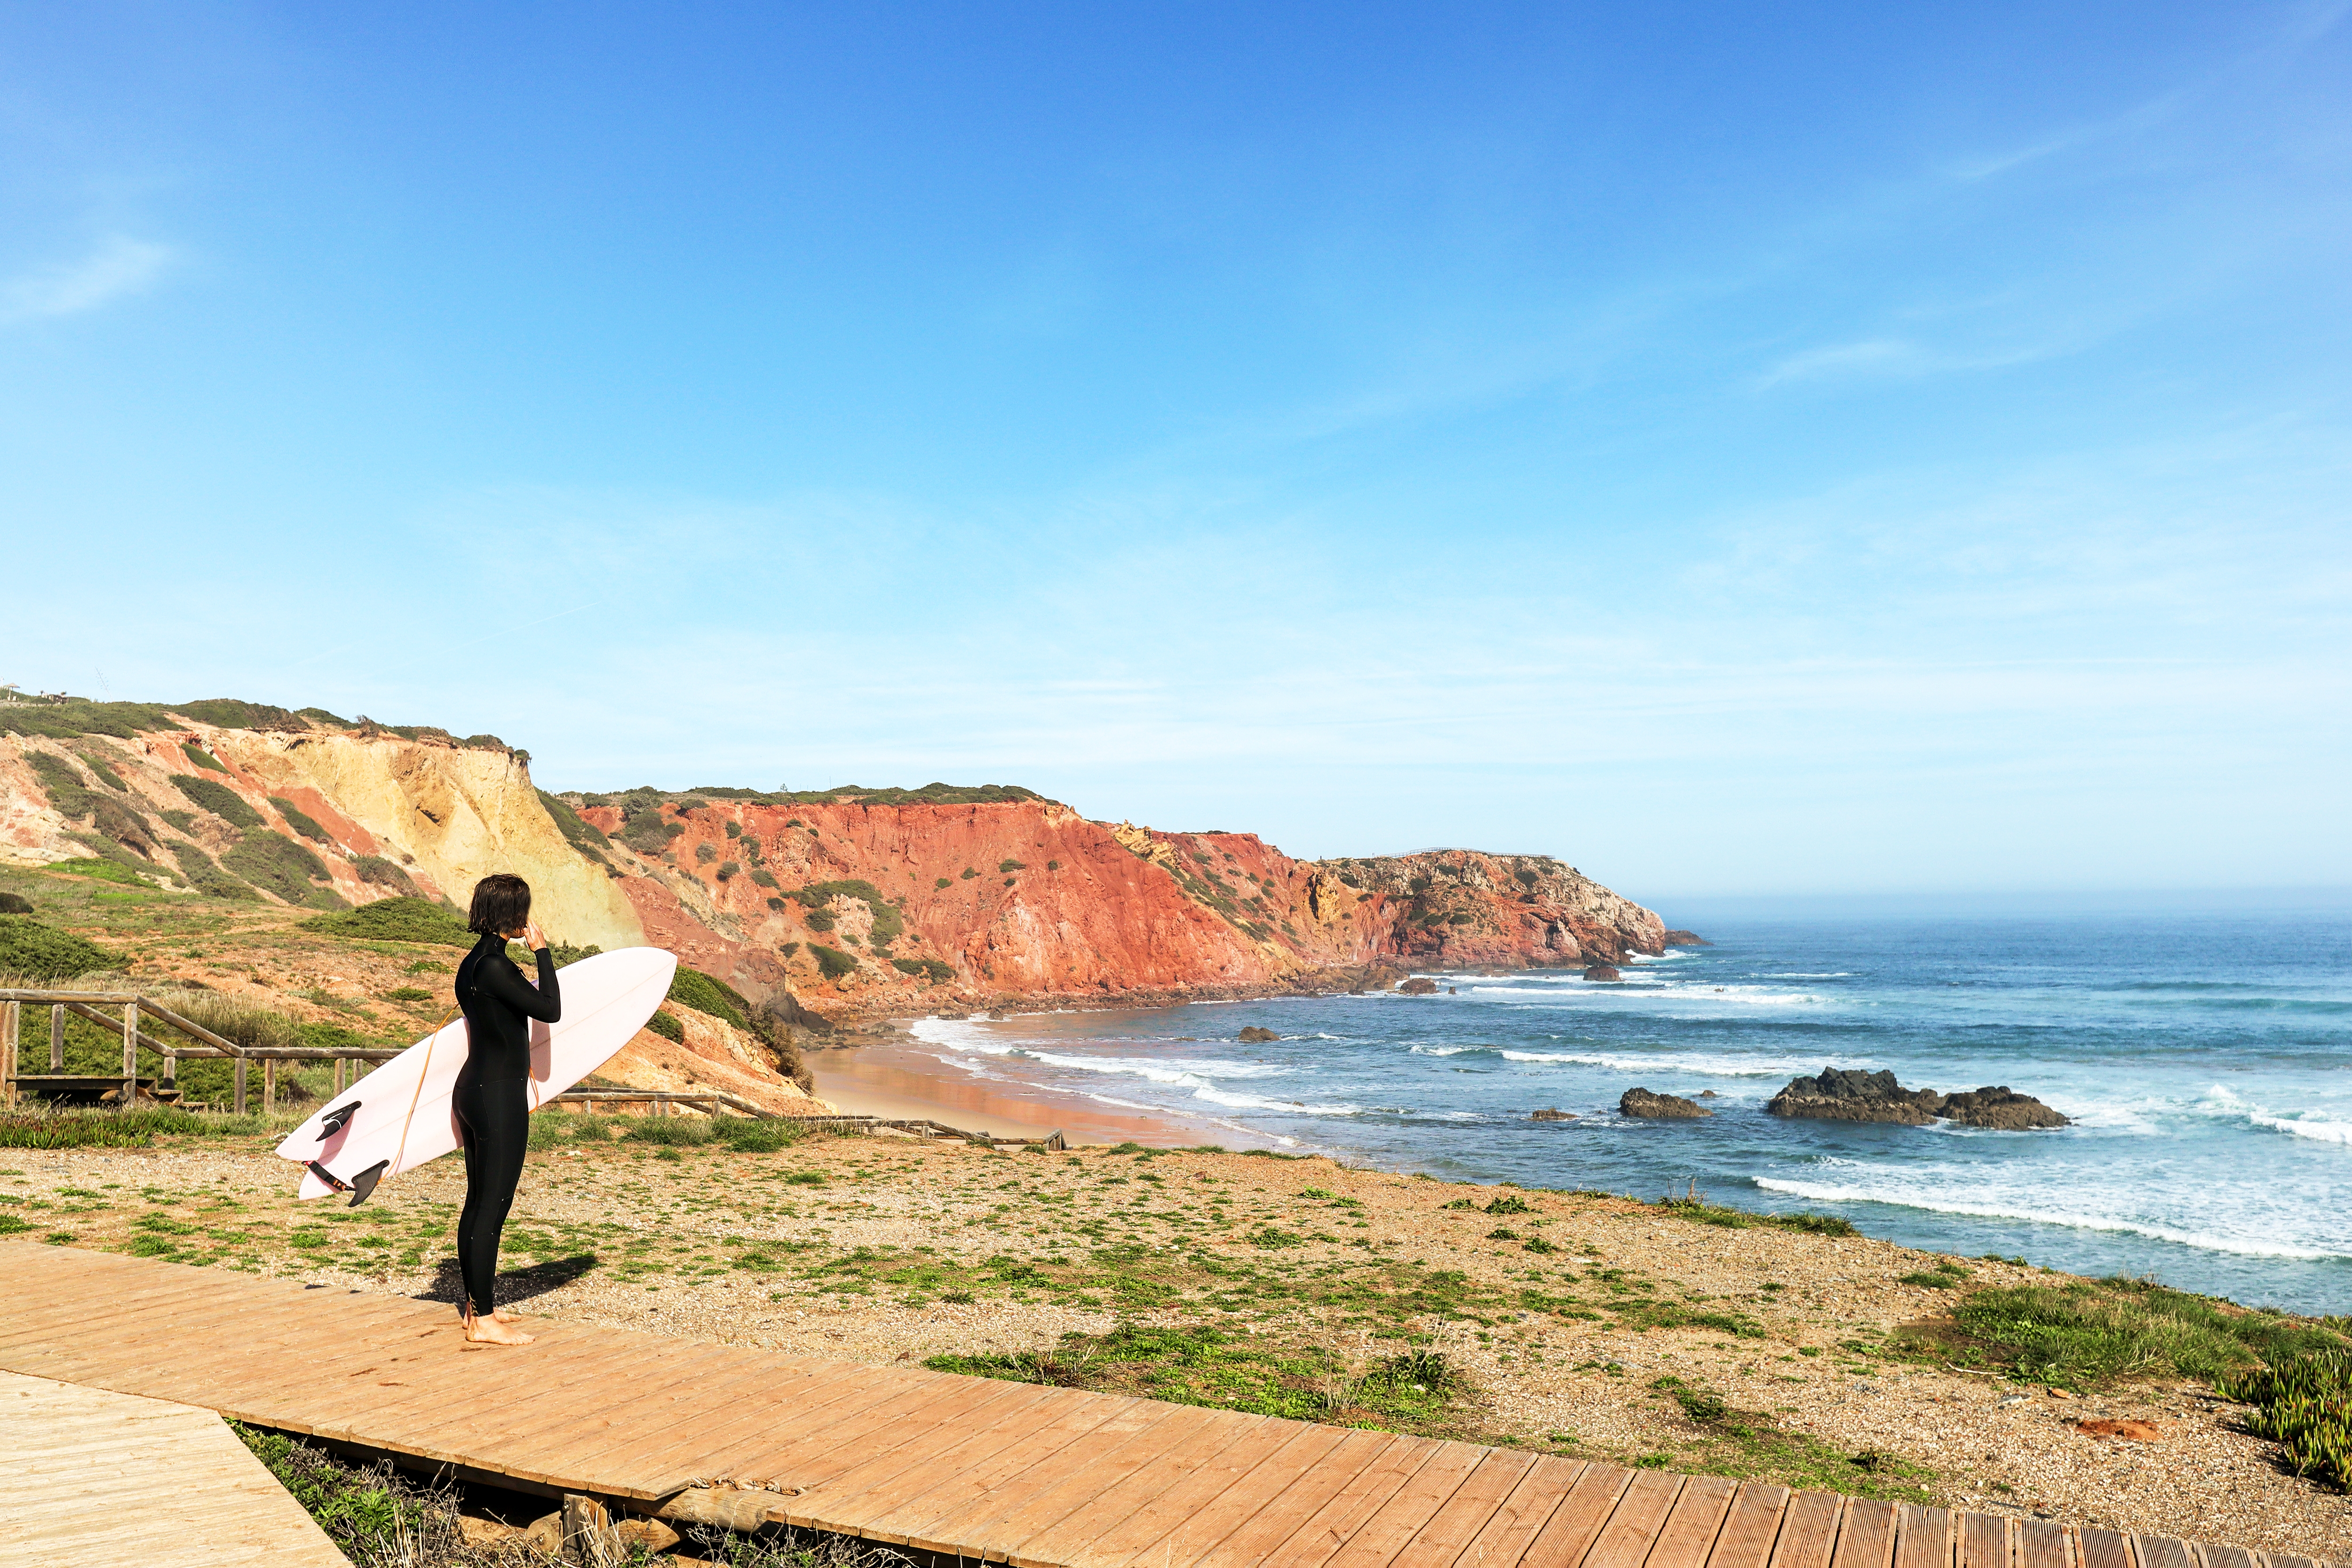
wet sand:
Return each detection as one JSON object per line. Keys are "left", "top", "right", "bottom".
{"left": 806, "top": 1037, "right": 1239, "bottom": 1147}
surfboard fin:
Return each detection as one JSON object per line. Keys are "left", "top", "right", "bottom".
{"left": 305, "top": 1160, "right": 350, "bottom": 1194}
{"left": 345, "top": 1160, "right": 389, "bottom": 1207}
{"left": 318, "top": 1102, "right": 361, "bottom": 1138}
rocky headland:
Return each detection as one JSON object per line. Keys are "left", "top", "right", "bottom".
{"left": 1766, "top": 1067, "right": 2069, "bottom": 1130}
{"left": 0, "top": 696, "right": 1680, "bottom": 1042}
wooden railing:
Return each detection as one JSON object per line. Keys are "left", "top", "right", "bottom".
{"left": 0, "top": 988, "right": 396, "bottom": 1117}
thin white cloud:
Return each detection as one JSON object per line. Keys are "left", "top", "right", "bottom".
{"left": 1754, "top": 338, "right": 1917, "bottom": 387}
{"left": 0, "top": 236, "right": 173, "bottom": 324}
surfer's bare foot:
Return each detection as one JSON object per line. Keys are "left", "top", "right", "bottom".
{"left": 490, "top": 1309, "right": 523, "bottom": 1324}
{"left": 467, "top": 1315, "right": 534, "bottom": 1345}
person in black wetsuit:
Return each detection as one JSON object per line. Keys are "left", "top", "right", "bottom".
{"left": 452, "top": 873, "right": 559, "bottom": 1345}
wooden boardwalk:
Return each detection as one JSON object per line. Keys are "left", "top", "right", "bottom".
{"left": 0, "top": 1244, "right": 2333, "bottom": 1568}
{"left": 0, "top": 1367, "right": 349, "bottom": 1567}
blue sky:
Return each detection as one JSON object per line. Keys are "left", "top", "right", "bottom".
{"left": 3, "top": 2, "right": 2347, "bottom": 900}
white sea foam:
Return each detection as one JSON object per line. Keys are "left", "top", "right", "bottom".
{"left": 1751, "top": 1178, "right": 2338, "bottom": 1260}
{"left": 1191, "top": 1085, "right": 1361, "bottom": 1115}
{"left": 1497, "top": 1049, "right": 1860, "bottom": 1078}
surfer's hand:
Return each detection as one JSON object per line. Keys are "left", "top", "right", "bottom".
{"left": 524, "top": 921, "right": 548, "bottom": 952}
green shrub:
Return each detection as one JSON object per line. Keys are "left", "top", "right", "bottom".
{"left": 960, "top": 868, "right": 978, "bottom": 879}
{"left": 47, "top": 857, "right": 146, "bottom": 886}
{"left": 72, "top": 751, "right": 126, "bottom": 791}
{"left": 298, "top": 707, "right": 350, "bottom": 726}
{"left": 181, "top": 742, "right": 227, "bottom": 772}
{"left": 750, "top": 868, "right": 778, "bottom": 888}
{"left": 223, "top": 830, "right": 341, "bottom": 907}
{"left": 695, "top": 842, "right": 718, "bottom": 864}
{"left": 998, "top": 859, "right": 1026, "bottom": 873}
{"left": 169, "top": 844, "right": 254, "bottom": 900}
{"left": 0, "top": 919, "right": 113, "bottom": 979}
{"left": 537, "top": 790, "right": 614, "bottom": 867}
{"left": 1765, "top": 1212, "right": 1860, "bottom": 1238}
{"left": 0, "top": 891, "right": 31, "bottom": 914}
{"left": 0, "top": 1116, "right": 152, "bottom": 1149}
{"left": 810, "top": 945, "right": 857, "bottom": 979}
{"left": 26, "top": 752, "right": 93, "bottom": 818}
{"left": 717, "top": 861, "right": 740, "bottom": 881}
{"left": 936, "top": 878, "right": 951, "bottom": 889}
{"left": 624, "top": 1115, "right": 711, "bottom": 1146}
{"left": 170, "top": 774, "right": 261, "bottom": 828}
{"left": 804, "top": 908, "right": 836, "bottom": 931}
{"left": 2220, "top": 1352, "right": 2352, "bottom": 1489}
{"left": 302, "top": 896, "right": 472, "bottom": 946}
{"left": 153, "top": 989, "right": 302, "bottom": 1052}
{"left": 668, "top": 966, "right": 755, "bottom": 1031}
{"left": 158, "top": 809, "right": 196, "bottom": 833}
{"left": 1950, "top": 1279, "right": 2351, "bottom": 1389}
{"left": 645, "top": 1010, "right": 685, "bottom": 1043}
{"left": 350, "top": 855, "right": 421, "bottom": 897}
{"left": 267, "top": 797, "right": 331, "bottom": 842}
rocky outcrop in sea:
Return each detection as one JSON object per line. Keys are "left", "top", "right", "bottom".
{"left": 1765, "top": 1067, "right": 2068, "bottom": 1129}
{"left": 1621, "top": 1087, "right": 1711, "bottom": 1119}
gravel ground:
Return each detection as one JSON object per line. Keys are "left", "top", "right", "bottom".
{"left": 7, "top": 1132, "right": 2347, "bottom": 1562}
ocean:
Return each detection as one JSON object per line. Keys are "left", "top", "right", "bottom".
{"left": 903, "top": 905, "right": 2352, "bottom": 1313}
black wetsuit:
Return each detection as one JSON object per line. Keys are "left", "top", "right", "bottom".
{"left": 452, "top": 932, "right": 559, "bottom": 1317}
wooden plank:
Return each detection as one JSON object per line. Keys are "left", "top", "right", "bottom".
{"left": 1708, "top": 1484, "right": 1794, "bottom": 1568}
{"left": 1896, "top": 1506, "right": 1955, "bottom": 1568}
{"left": 788, "top": 1380, "right": 1073, "bottom": 1524}
{"left": 0, "top": 1369, "right": 349, "bottom": 1568}
{"left": 1835, "top": 1501, "right": 1901, "bottom": 1568}
{"left": 2133, "top": 1543, "right": 2192, "bottom": 1568}
{"left": 2015, "top": 1521, "right": 2069, "bottom": 1568}
{"left": 2198, "top": 1548, "right": 2257, "bottom": 1568}
{"left": 1314, "top": 1438, "right": 1493, "bottom": 1567}
{"left": 1960, "top": 1513, "right": 2015, "bottom": 1568}
{"left": 1173, "top": 1428, "right": 1429, "bottom": 1568}
{"left": 866, "top": 1393, "right": 1154, "bottom": 1551}
{"left": 1772, "top": 1497, "right": 1847, "bottom": 1568}
{"left": 1644, "top": 1472, "right": 1740, "bottom": 1568}
{"left": 1014, "top": 1411, "right": 1288, "bottom": 1567}
{"left": 908, "top": 1401, "right": 1223, "bottom": 1561}
{"left": 1000, "top": 1409, "right": 1273, "bottom": 1567}
{"left": 1131, "top": 1419, "right": 1366, "bottom": 1568}
{"left": 723, "top": 1368, "right": 1031, "bottom": 1499}
{"left": 1374, "top": 1446, "right": 1546, "bottom": 1567}
{"left": 1516, "top": 1458, "right": 1639, "bottom": 1568}
{"left": 2078, "top": 1528, "right": 2136, "bottom": 1568}
{"left": 1447, "top": 1453, "right": 1588, "bottom": 1568}
{"left": 497, "top": 1343, "right": 842, "bottom": 1478}
{"left": 1570, "top": 1465, "right": 1686, "bottom": 1568}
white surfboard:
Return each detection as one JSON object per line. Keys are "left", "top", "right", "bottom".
{"left": 274, "top": 947, "right": 678, "bottom": 1203}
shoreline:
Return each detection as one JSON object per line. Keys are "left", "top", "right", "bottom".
{"left": 806, "top": 1037, "right": 1232, "bottom": 1147}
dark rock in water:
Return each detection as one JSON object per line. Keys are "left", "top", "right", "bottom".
{"left": 1583, "top": 963, "right": 1622, "bottom": 982}
{"left": 1663, "top": 930, "right": 1711, "bottom": 946}
{"left": 1766, "top": 1067, "right": 1944, "bottom": 1125}
{"left": 1764, "top": 1068, "right": 2069, "bottom": 1130}
{"left": 1397, "top": 977, "right": 1438, "bottom": 995}
{"left": 1941, "top": 1085, "right": 2069, "bottom": 1129}
{"left": 1531, "top": 1107, "right": 1576, "bottom": 1121}
{"left": 1697, "top": 1089, "right": 1718, "bottom": 1098}
{"left": 1621, "top": 1087, "right": 1711, "bottom": 1119}
{"left": 1237, "top": 1027, "right": 1278, "bottom": 1043}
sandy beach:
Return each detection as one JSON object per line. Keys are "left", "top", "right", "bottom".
{"left": 807, "top": 1035, "right": 1248, "bottom": 1147}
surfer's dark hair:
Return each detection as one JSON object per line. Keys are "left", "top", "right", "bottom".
{"left": 468, "top": 874, "right": 532, "bottom": 936}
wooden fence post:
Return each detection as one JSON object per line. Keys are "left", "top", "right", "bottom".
{"left": 263, "top": 1059, "right": 276, "bottom": 1118}
{"left": 234, "top": 1056, "right": 247, "bottom": 1117}
{"left": 120, "top": 1001, "right": 137, "bottom": 1113}
{"left": 49, "top": 1004, "right": 64, "bottom": 1071}
{"left": 2, "top": 1000, "right": 16, "bottom": 1108}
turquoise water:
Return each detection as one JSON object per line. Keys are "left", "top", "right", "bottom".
{"left": 909, "top": 907, "right": 2352, "bottom": 1313}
